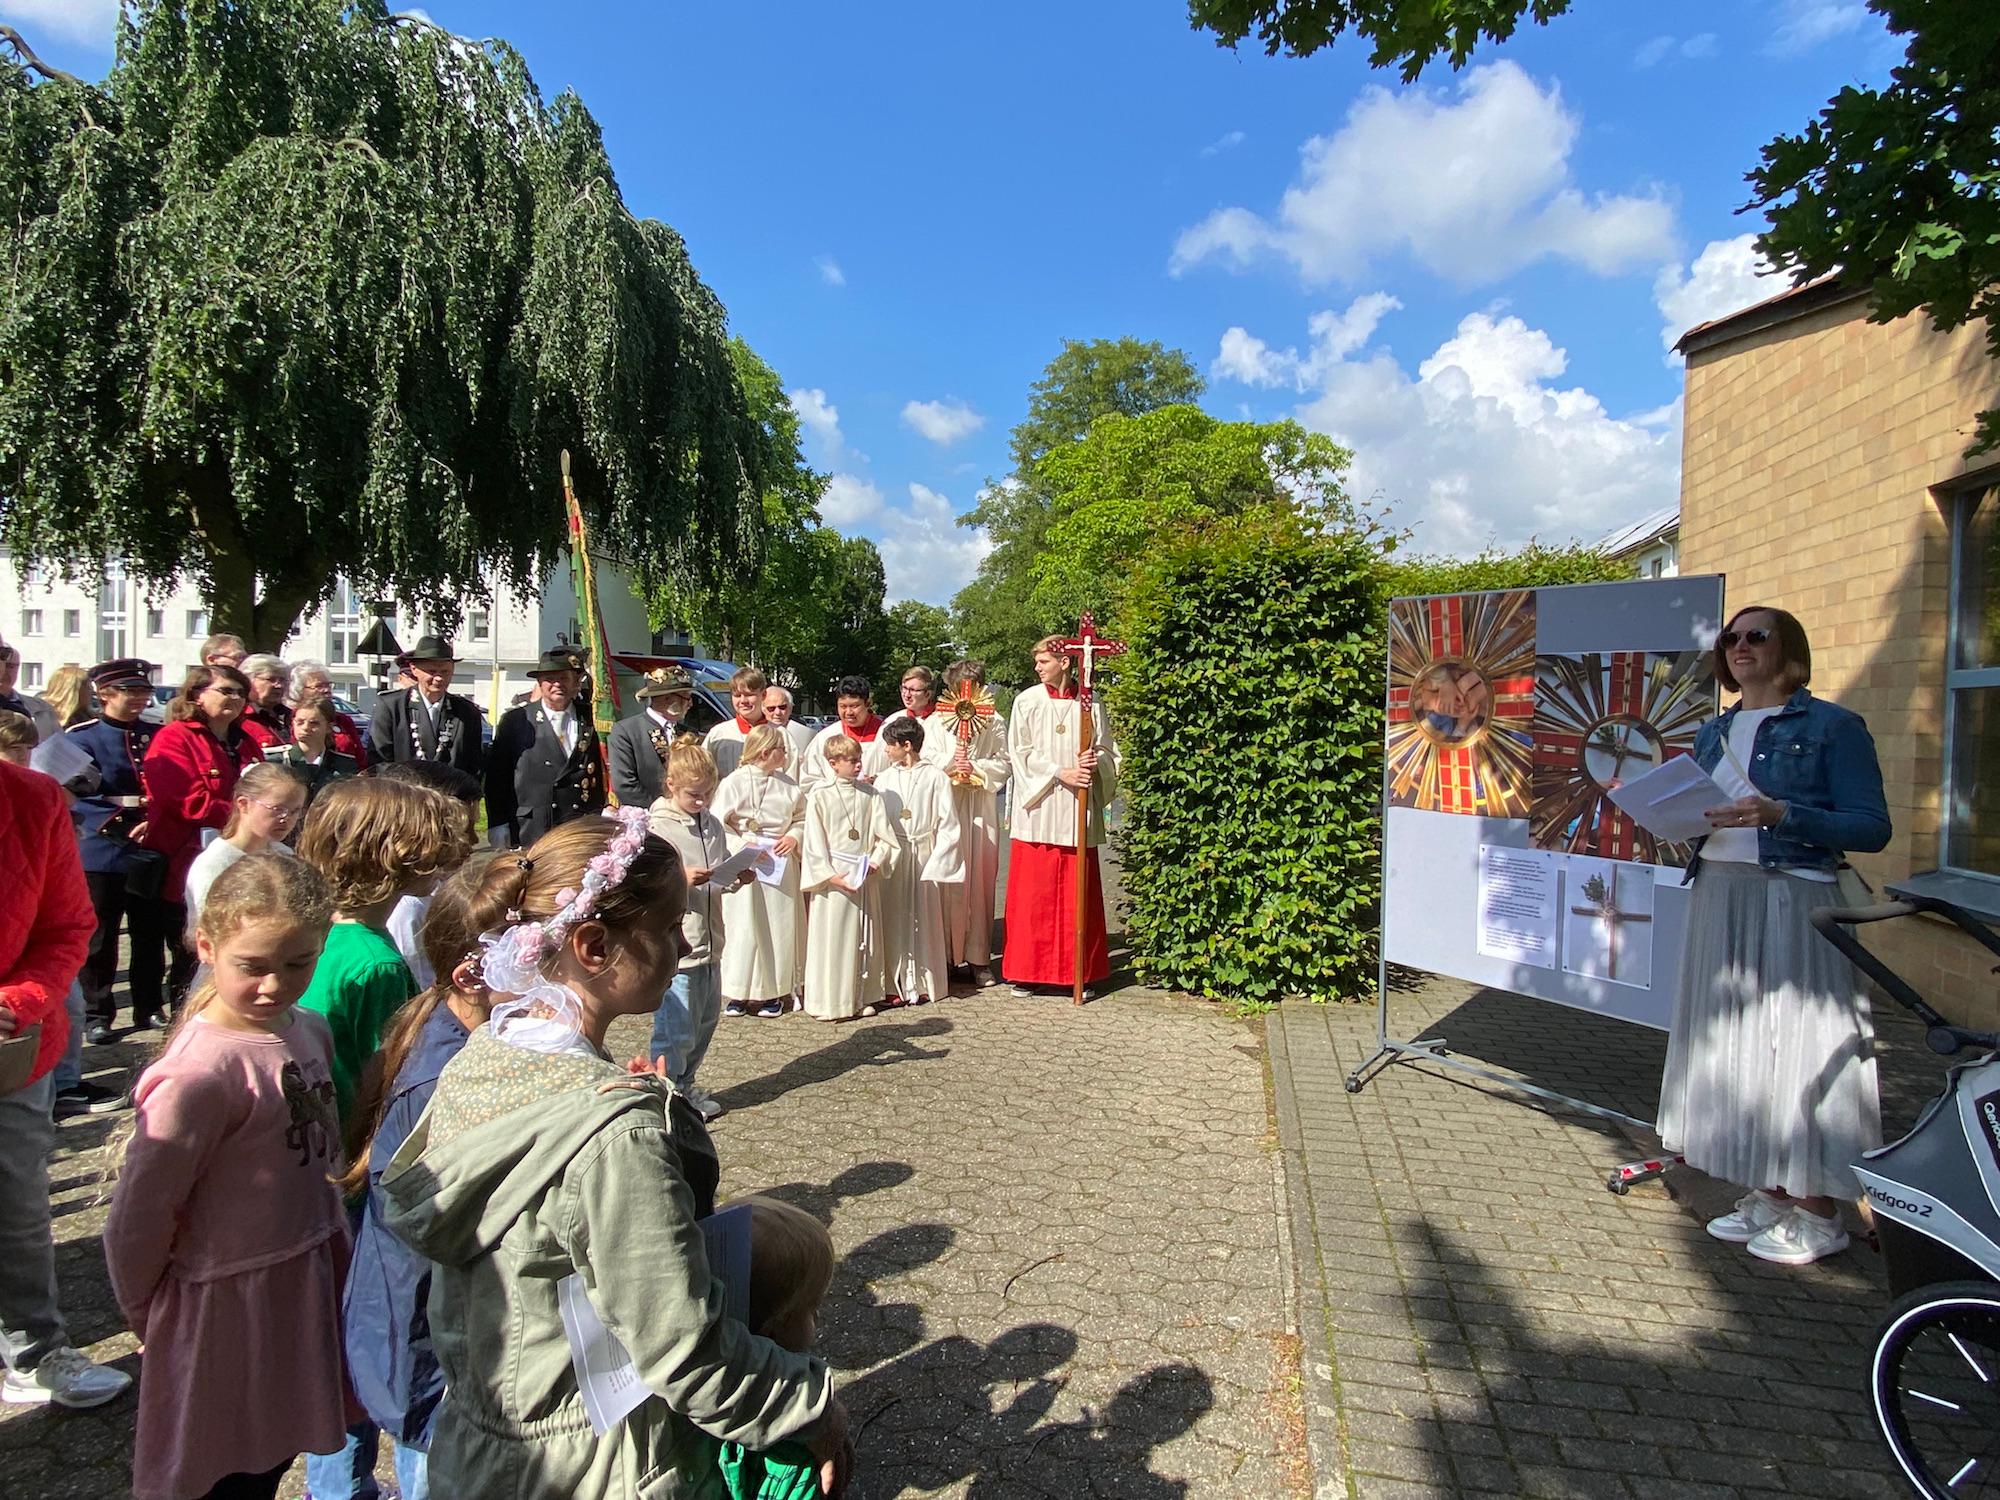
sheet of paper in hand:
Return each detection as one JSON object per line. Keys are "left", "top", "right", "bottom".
{"left": 557, "top": 1273, "right": 649, "bottom": 1437}
{"left": 706, "top": 842, "right": 771, "bottom": 888}
{"left": 830, "top": 850, "right": 871, "bottom": 887}
{"left": 1603, "top": 755, "right": 1734, "bottom": 846}
{"left": 743, "top": 834, "right": 790, "bottom": 887}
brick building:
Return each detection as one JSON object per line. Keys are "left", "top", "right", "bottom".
{"left": 1676, "top": 280, "right": 1998, "bottom": 1027}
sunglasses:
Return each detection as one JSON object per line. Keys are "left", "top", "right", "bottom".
{"left": 1717, "top": 628, "right": 1772, "bottom": 649}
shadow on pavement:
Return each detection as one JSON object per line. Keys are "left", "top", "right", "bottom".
{"left": 715, "top": 1016, "right": 952, "bottom": 1113}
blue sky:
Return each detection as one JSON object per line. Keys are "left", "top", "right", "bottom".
{"left": 11, "top": 1, "right": 1899, "bottom": 603}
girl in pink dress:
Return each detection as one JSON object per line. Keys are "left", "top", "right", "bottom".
{"left": 106, "top": 851, "right": 354, "bottom": 1500}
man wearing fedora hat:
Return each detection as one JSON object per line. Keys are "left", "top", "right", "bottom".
{"left": 609, "top": 665, "right": 695, "bottom": 809}
{"left": 367, "top": 635, "right": 485, "bottom": 778}
{"left": 486, "top": 647, "right": 607, "bottom": 847}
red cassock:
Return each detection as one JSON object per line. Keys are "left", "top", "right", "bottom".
{"left": 1002, "top": 839, "right": 1110, "bottom": 986}
{"left": 140, "top": 722, "right": 263, "bottom": 903}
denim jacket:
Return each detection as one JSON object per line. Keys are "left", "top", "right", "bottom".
{"left": 1690, "top": 688, "right": 1891, "bottom": 871}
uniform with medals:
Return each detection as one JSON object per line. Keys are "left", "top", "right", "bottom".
{"left": 608, "top": 667, "right": 694, "bottom": 808}
{"left": 366, "top": 635, "right": 485, "bottom": 778}
{"left": 485, "top": 648, "right": 607, "bottom": 848}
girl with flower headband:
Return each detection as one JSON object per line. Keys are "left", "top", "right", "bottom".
{"left": 378, "top": 812, "right": 852, "bottom": 1499}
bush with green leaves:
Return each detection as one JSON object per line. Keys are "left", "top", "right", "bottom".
{"left": 1111, "top": 510, "right": 1386, "bottom": 1005}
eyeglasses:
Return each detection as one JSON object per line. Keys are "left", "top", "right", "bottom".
{"left": 206, "top": 686, "right": 246, "bottom": 699}
{"left": 249, "top": 798, "right": 302, "bottom": 823}
{"left": 1717, "top": 628, "right": 1773, "bottom": 649}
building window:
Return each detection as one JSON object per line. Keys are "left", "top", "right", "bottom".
{"left": 329, "top": 577, "right": 362, "bottom": 667}
{"left": 187, "top": 609, "right": 208, "bottom": 637}
{"left": 20, "top": 662, "right": 41, "bottom": 689}
{"left": 62, "top": 609, "right": 81, "bottom": 637}
{"left": 1946, "top": 484, "right": 2000, "bottom": 878}
{"left": 146, "top": 608, "right": 164, "bottom": 636}
{"left": 20, "top": 563, "right": 42, "bottom": 589}
{"left": 19, "top": 608, "right": 42, "bottom": 635}
{"left": 468, "top": 607, "right": 490, "bottom": 644}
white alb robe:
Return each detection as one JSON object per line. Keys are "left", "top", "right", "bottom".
{"left": 799, "top": 720, "right": 891, "bottom": 793}
{"left": 1007, "top": 685, "right": 1118, "bottom": 849}
{"left": 937, "top": 714, "right": 1010, "bottom": 967}
{"left": 874, "top": 759, "right": 964, "bottom": 1002}
{"left": 713, "top": 763, "right": 806, "bottom": 1003}
{"left": 800, "top": 777, "right": 899, "bottom": 1018}
{"left": 703, "top": 717, "right": 761, "bottom": 781}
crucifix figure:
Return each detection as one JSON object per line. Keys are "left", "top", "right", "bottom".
{"left": 1059, "top": 612, "right": 1127, "bottom": 1005}
{"left": 1570, "top": 867, "right": 1653, "bottom": 982}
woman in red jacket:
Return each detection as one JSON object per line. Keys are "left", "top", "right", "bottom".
{"left": 142, "top": 664, "right": 262, "bottom": 996}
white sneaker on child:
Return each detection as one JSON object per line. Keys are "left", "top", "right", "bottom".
{"left": 1, "top": 1346, "right": 132, "bottom": 1408}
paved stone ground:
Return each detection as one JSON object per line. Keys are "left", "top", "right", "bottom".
{"left": 1270, "top": 975, "right": 1955, "bottom": 1500}
{"left": 1, "top": 951, "right": 1304, "bottom": 1497}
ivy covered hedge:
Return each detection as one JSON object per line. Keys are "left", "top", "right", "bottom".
{"left": 1110, "top": 512, "right": 1386, "bottom": 1004}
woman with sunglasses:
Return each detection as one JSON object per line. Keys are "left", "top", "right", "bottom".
{"left": 141, "top": 664, "right": 265, "bottom": 1005}
{"left": 1657, "top": 605, "right": 1891, "bottom": 1268}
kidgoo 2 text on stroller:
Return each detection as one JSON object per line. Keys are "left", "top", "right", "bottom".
{"left": 1813, "top": 894, "right": 2000, "bottom": 1499}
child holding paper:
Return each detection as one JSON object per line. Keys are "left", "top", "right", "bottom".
{"left": 714, "top": 726, "right": 805, "bottom": 1020}
{"left": 800, "top": 736, "right": 898, "bottom": 1021}
{"left": 648, "top": 741, "right": 752, "bottom": 1120}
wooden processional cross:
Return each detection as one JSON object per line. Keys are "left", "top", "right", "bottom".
{"left": 1569, "top": 867, "right": 1653, "bottom": 982}
{"left": 1061, "top": 612, "right": 1126, "bottom": 1005}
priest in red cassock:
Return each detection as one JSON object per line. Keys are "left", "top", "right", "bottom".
{"left": 1002, "top": 631, "right": 1120, "bottom": 997}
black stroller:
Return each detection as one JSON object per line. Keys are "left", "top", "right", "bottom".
{"left": 1814, "top": 895, "right": 2000, "bottom": 1498}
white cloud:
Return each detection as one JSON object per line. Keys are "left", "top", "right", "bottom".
{"left": 1214, "top": 293, "right": 1404, "bottom": 388}
{"left": 820, "top": 473, "right": 883, "bottom": 527}
{"left": 1213, "top": 297, "right": 1681, "bottom": 555}
{"left": 815, "top": 255, "right": 846, "bottom": 287}
{"left": 786, "top": 386, "right": 853, "bottom": 472}
{"left": 1201, "top": 129, "right": 1246, "bottom": 159}
{"left": 1634, "top": 32, "right": 1717, "bottom": 67}
{"left": 1653, "top": 233, "right": 1780, "bottom": 353}
{"left": 1170, "top": 61, "right": 1675, "bottom": 287}
{"left": 901, "top": 398, "right": 986, "bottom": 447}
{"left": 1768, "top": 0, "right": 1869, "bottom": 55}
{"left": 1, "top": 0, "right": 118, "bottom": 48}
{"left": 875, "top": 484, "right": 993, "bottom": 605}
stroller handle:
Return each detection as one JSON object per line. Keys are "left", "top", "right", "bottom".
{"left": 1810, "top": 896, "right": 2000, "bottom": 1055}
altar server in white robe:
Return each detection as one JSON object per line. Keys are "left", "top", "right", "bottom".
{"left": 800, "top": 733, "right": 899, "bottom": 1020}
{"left": 933, "top": 658, "right": 1010, "bottom": 983}
{"left": 801, "top": 675, "right": 891, "bottom": 791}
{"left": 703, "top": 665, "right": 772, "bottom": 780}
{"left": 874, "top": 717, "right": 963, "bottom": 1004}
{"left": 714, "top": 724, "right": 805, "bottom": 1018}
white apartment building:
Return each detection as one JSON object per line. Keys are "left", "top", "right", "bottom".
{"left": 0, "top": 549, "right": 697, "bottom": 718}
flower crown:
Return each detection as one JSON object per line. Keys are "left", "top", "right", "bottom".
{"left": 480, "top": 805, "right": 653, "bottom": 995}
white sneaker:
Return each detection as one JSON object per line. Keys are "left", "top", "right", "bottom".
{"left": 1705, "top": 1189, "right": 1788, "bottom": 1244}
{"left": 1746, "top": 1206, "right": 1850, "bottom": 1265}
{"left": 1, "top": 1346, "right": 132, "bottom": 1408}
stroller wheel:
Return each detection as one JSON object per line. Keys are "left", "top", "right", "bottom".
{"left": 1871, "top": 1280, "right": 2000, "bottom": 1498}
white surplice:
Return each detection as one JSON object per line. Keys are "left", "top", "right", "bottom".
{"left": 940, "top": 714, "right": 1010, "bottom": 967}
{"left": 1007, "top": 684, "right": 1118, "bottom": 848}
{"left": 713, "top": 763, "right": 806, "bottom": 1003}
{"left": 799, "top": 720, "right": 891, "bottom": 793}
{"left": 873, "top": 759, "right": 965, "bottom": 1002}
{"left": 799, "top": 777, "right": 899, "bottom": 1019}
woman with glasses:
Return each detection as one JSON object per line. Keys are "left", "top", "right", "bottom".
{"left": 1657, "top": 605, "right": 1891, "bottom": 1268}
{"left": 141, "top": 664, "right": 264, "bottom": 1005}
{"left": 182, "top": 764, "right": 307, "bottom": 926}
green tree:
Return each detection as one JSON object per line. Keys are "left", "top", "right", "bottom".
{"left": 751, "top": 529, "right": 893, "bottom": 709}
{"left": 882, "top": 600, "right": 957, "bottom": 686}
{"left": 0, "top": 3, "right": 768, "bottom": 650}
{"left": 1387, "top": 538, "right": 1630, "bottom": 598}
{"left": 1188, "top": 0, "right": 2000, "bottom": 454}
{"left": 951, "top": 338, "right": 1206, "bottom": 684}
{"left": 1030, "top": 405, "right": 1355, "bottom": 628}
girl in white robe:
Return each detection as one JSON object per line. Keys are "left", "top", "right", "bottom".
{"left": 874, "top": 719, "right": 964, "bottom": 1004}
{"left": 713, "top": 725, "right": 806, "bottom": 1017}
{"left": 800, "top": 735, "right": 899, "bottom": 1020}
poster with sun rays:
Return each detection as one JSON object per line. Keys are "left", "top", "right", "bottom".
{"left": 1530, "top": 649, "right": 1716, "bottom": 866}
{"left": 1385, "top": 590, "right": 1536, "bottom": 818}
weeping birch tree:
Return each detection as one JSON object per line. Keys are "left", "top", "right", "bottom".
{"left": 0, "top": 1, "right": 770, "bottom": 648}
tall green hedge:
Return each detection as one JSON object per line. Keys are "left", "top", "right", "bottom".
{"left": 1111, "top": 511, "right": 1386, "bottom": 1004}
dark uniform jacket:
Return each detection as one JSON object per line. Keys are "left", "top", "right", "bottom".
{"left": 485, "top": 703, "right": 606, "bottom": 848}
{"left": 369, "top": 689, "right": 486, "bottom": 778}
{"left": 606, "top": 710, "right": 686, "bottom": 809}
{"left": 67, "top": 715, "right": 159, "bottom": 876}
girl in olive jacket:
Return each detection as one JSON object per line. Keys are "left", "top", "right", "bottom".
{"left": 381, "top": 813, "right": 849, "bottom": 1499}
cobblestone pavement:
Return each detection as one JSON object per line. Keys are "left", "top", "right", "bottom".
{"left": 1271, "top": 976, "right": 1955, "bottom": 1500}
{"left": 2, "top": 973, "right": 1304, "bottom": 1497}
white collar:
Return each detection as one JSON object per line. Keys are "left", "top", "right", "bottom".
{"left": 646, "top": 707, "right": 678, "bottom": 729}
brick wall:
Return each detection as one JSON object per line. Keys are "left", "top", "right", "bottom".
{"left": 1679, "top": 292, "right": 1998, "bottom": 1027}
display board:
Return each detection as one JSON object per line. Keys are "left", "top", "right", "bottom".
{"left": 1380, "top": 575, "right": 1725, "bottom": 1032}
